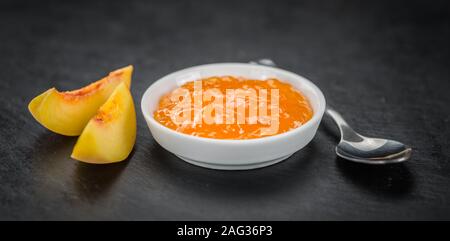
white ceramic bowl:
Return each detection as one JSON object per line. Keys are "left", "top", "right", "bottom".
{"left": 141, "top": 63, "right": 326, "bottom": 170}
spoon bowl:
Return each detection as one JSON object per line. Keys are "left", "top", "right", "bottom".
{"left": 326, "top": 107, "right": 412, "bottom": 164}
{"left": 336, "top": 138, "right": 412, "bottom": 164}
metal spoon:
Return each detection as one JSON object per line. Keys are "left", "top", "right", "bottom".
{"left": 326, "top": 107, "right": 411, "bottom": 164}
{"left": 252, "top": 59, "right": 412, "bottom": 164}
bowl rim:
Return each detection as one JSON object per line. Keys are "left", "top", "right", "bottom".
{"left": 141, "top": 62, "right": 326, "bottom": 145}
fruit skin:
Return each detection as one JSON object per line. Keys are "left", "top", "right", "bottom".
{"left": 71, "top": 82, "right": 136, "bottom": 164}
{"left": 28, "top": 65, "right": 133, "bottom": 136}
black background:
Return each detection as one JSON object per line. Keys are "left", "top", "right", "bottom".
{"left": 0, "top": 0, "right": 449, "bottom": 220}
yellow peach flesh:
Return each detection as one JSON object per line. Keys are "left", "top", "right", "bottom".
{"left": 71, "top": 82, "right": 136, "bottom": 164}
{"left": 28, "top": 65, "right": 133, "bottom": 136}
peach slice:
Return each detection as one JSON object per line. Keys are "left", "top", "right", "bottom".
{"left": 28, "top": 65, "right": 133, "bottom": 136}
{"left": 71, "top": 82, "right": 136, "bottom": 164}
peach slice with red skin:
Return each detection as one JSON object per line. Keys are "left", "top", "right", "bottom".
{"left": 71, "top": 82, "right": 136, "bottom": 164}
{"left": 28, "top": 65, "right": 133, "bottom": 136}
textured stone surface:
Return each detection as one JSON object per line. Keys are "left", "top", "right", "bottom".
{"left": 0, "top": 0, "right": 449, "bottom": 220}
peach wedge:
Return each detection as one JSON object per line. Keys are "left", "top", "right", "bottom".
{"left": 71, "top": 82, "right": 136, "bottom": 164}
{"left": 28, "top": 65, "right": 133, "bottom": 136}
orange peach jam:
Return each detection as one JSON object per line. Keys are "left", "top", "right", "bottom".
{"left": 154, "top": 76, "right": 313, "bottom": 139}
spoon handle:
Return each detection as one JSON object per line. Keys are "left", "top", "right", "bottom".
{"left": 325, "top": 107, "right": 363, "bottom": 142}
